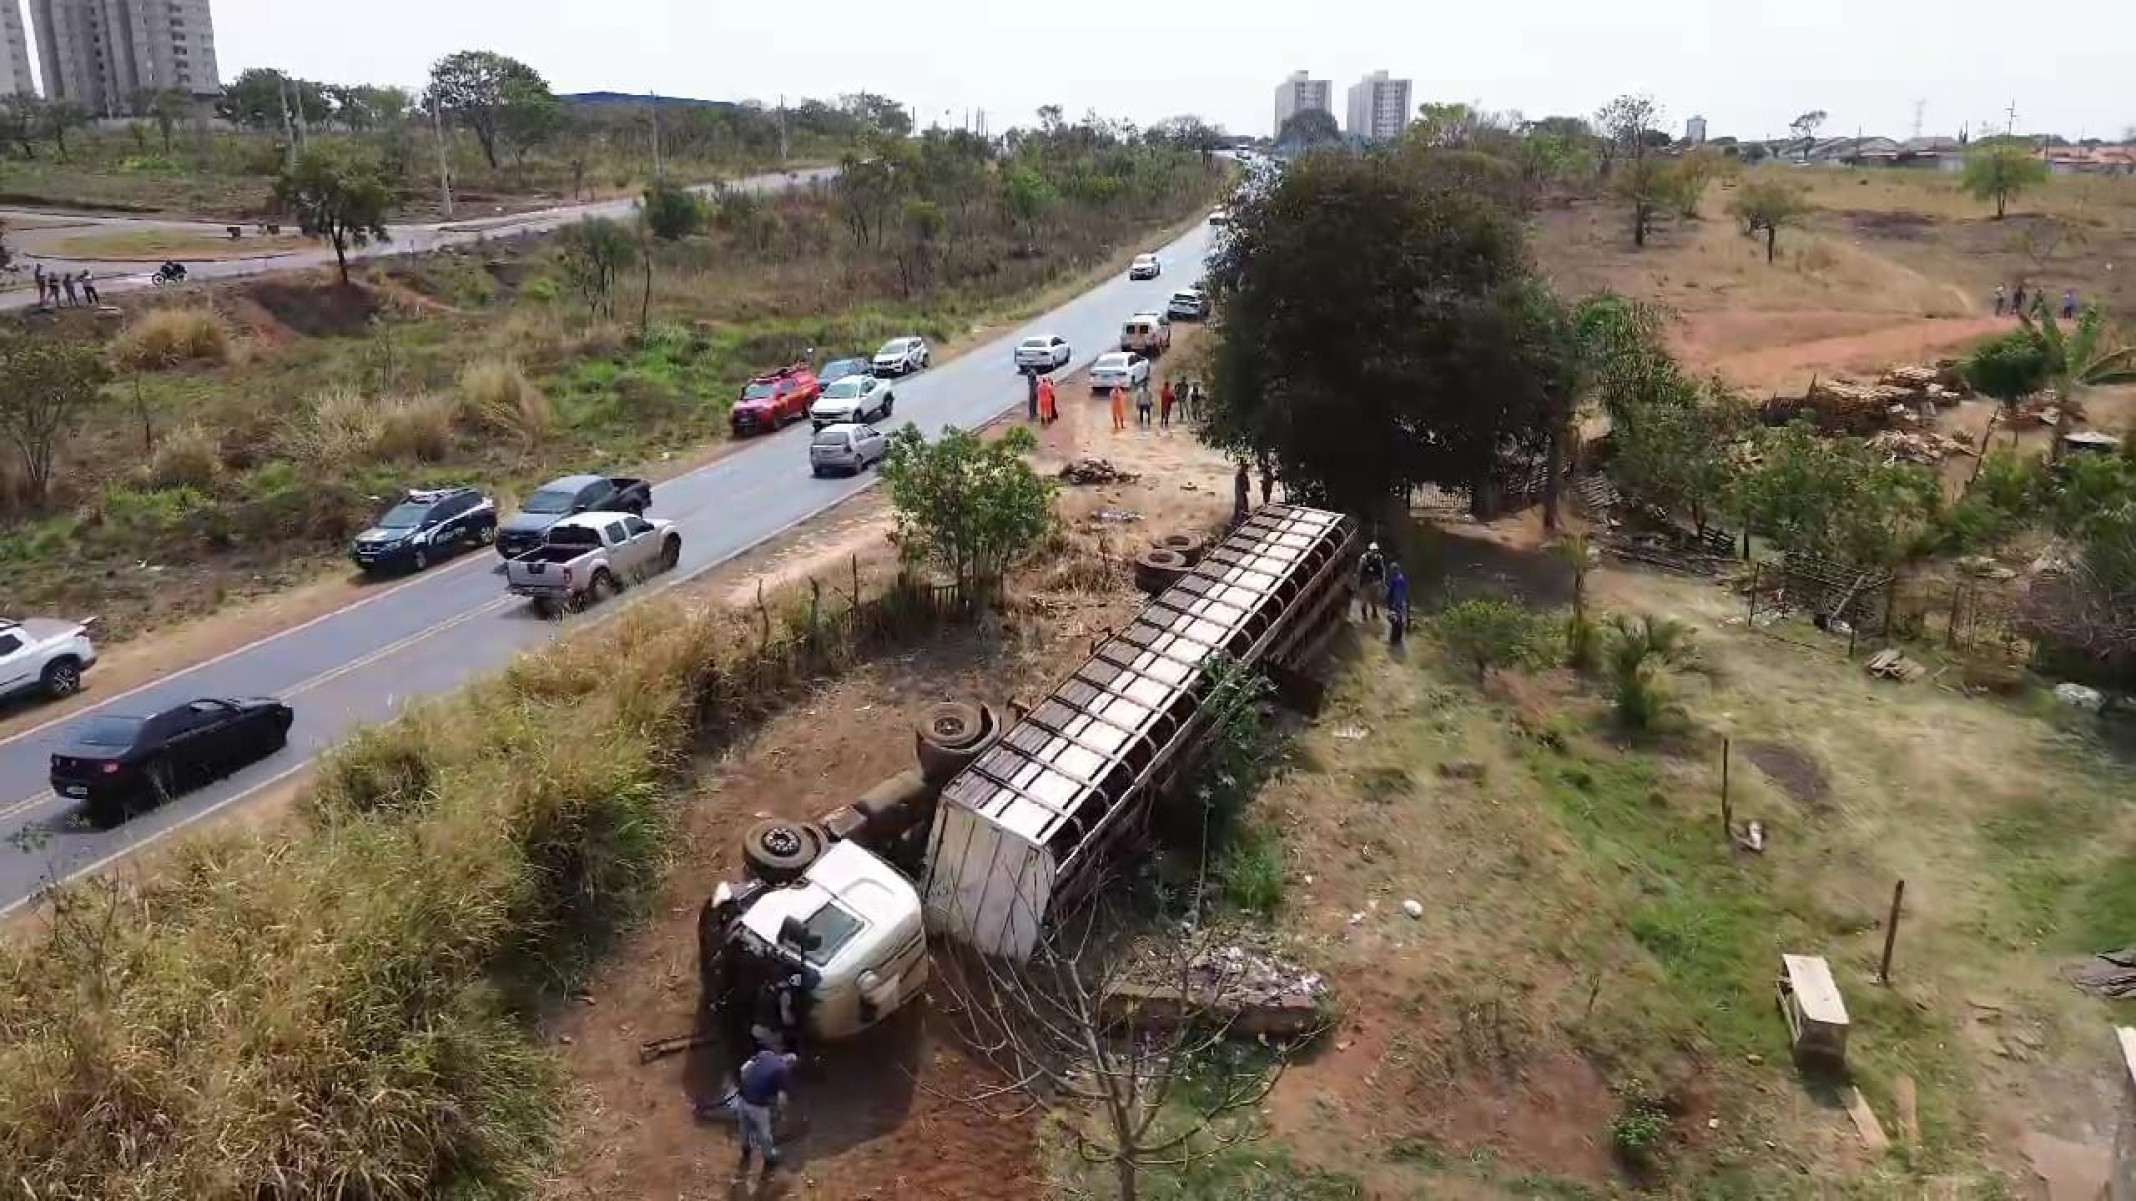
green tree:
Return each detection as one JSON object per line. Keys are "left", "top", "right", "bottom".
{"left": 0, "top": 97, "right": 37, "bottom": 158}
{"left": 879, "top": 424, "right": 1056, "bottom": 596}
{"left": 425, "top": 50, "right": 551, "bottom": 170}
{"left": 1728, "top": 177, "right": 1811, "bottom": 263}
{"left": 1612, "top": 156, "right": 1676, "bottom": 247}
{"left": 892, "top": 198, "right": 945, "bottom": 296}
{"left": 838, "top": 91, "right": 912, "bottom": 137}
{"left": 1436, "top": 597, "right": 1552, "bottom": 683}
{"left": 557, "top": 217, "right": 636, "bottom": 320}
{"left": 640, "top": 179, "right": 705, "bottom": 240}
{"left": 1788, "top": 109, "right": 1828, "bottom": 159}
{"left": 1962, "top": 329, "right": 2049, "bottom": 406}
{"left": 217, "top": 68, "right": 328, "bottom": 131}
{"left": 1200, "top": 151, "right": 1562, "bottom": 522}
{"left": 0, "top": 334, "right": 113, "bottom": 504}
{"left": 132, "top": 88, "right": 191, "bottom": 154}
{"left": 324, "top": 84, "right": 411, "bottom": 132}
{"left": 1275, "top": 107, "right": 1342, "bottom": 152}
{"left": 1611, "top": 381, "right": 1747, "bottom": 536}
{"left": 1593, "top": 92, "right": 1660, "bottom": 177}
{"left": 1732, "top": 422, "right": 1942, "bottom": 565}
{"left": 40, "top": 101, "right": 88, "bottom": 162}
{"left": 834, "top": 138, "right": 914, "bottom": 248}
{"left": 273, "top": 145, "right": 392, "bottom": 284}
{"left": 1962, "top": 145, "right": 2049, "bottom": 219}
{"left": 1671, "top": 145, "right": 1724, "bottom": 217}
{"left": 497, "top": 75, "right": 564, "bottom": 165}
{"left": 2021, "top": 304, "right": 2136, "bottom": 398}
{"left": 1411, "top": 102, "right": 1497, "bottom": 149}
{"left": 1606, "top": 614, "right": 1694, "bottom": 728}
{"left": 1001, "top": 165, "right": 1057, "bottom": 244}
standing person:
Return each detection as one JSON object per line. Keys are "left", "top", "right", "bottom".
{"left": 733, "top": 1048, "right": 798, "bottom": 1185}
{"left": 32, "top": 263, "right": 46, "bottom": 304}
{"left": 79, "top": 271, "right": 98, "bottom": 305}
{"left": 1024, "top": 369, "right": 1040, "bottom": 423}
{"left": 1159, "top": 379, "right": 1176, "bottom": 429}
{"left": 1110, "top": 386, "right": 1127, "bottom": 433}
{"left": 61, "top": 272, "right": 78, "bottom": 307}
{"left": 1258, "top": 460, "right": 1274, "bottom": 505}
{"left": 1038, "top": 374, "right": 1057, "bottom": 426}
{"left": 1183, "top": 380, "right": 1199, "bottom": 423}
{"left": 1136, "top": 375, "right": 1153, "bottom": 426}
{"left": 1386, "top": 562, "right": 1411, "bottom": 647}
{"left": 1233, "top": 461, "right": 1250, "bottom": 524}
{"left": 2063, "top": 288, "right": 2078, "bottom": 320}
{"left": 2012, "top": 281, "right": 2027, "bottom": 317}
{"left": 1992, "top": 284, "right": 2006, "bottom": 316}
{"left": 1357, "top": 541, "right": 1387, "bottom": 624}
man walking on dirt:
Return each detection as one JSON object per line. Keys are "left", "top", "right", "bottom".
{"left": 734, "top": 1048, "right": 798, "bottom": 1185}
{"left": 80, "top": 271, "right": 98, "bottom": 305}
{"left": 1233, "top": 461, "right": 1250, "bottom": 524}
{"left": 1024, "top": 368, "right": 1040, "bottom": 422}
{"left": 1992, "top": 285, "right": 2005, "bottom": 316}
{"left": 1038, "top": 373, "right": 1058, "bottom": 426}
{"left": 1386, "top": 561, "right": 1410, "bottom": 647}
{"left": 1357, "top": 541, "right": 1387, "bottom": 624}
{"left": 1159, "top": 379, "right": 1176, "bottom": 428}
{"left": 1110, "top": 386, "right": 1127, "bottom": 433}
{"left": 61, "top": 273, "right": 78, "bottom": 307}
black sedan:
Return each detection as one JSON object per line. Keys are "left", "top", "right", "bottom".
{"left": 51, "top": 697, "right": 294, "bottom": 826}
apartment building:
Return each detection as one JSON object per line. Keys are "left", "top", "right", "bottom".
{"left": 1273, "top": 70, "right": 1331, "bottom": 135}
{"left": 2, "top": 1, "right": 35, "bottom": 96}
{"left": 31, "top": 0, "right": 220, "bottom": 115}
{"left": 1345, "top": 70, "right": 1411, "bottom": 142}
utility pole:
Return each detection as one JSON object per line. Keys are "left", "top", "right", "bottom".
{"left": 2006, "top": 99, "right": 2019, "bottom": 137}
{"left": 431, "top": 90, "right": 454, "bottom": 220}
{"left": 650, "top": 90, "right": 663, "bottom": 180}
{"left": 778, "top": 94, "right": 788, "bottom": 162}
{"left": 277, "top": 78, "right": 297, "bottom": 171}
{"left": 1911, "top": 99, "right": 1926, "bottom": 141}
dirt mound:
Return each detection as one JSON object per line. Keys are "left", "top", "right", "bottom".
{"left": 1842, "top": 210, "right": 1939, "bottom": 240}
{"left": 1742, "top": 740, "right": 1831, "bottom": 808}
{"left": 242, "top": 278, "right": 384, "bottom": 337}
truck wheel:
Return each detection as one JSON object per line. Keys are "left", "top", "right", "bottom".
{"left": 587, "top": 571, "right": 616, "bottom": 605}
{"left": 476, "top": 524, "right": 496, "bottom": 546}
{"left": 411, "top": 547, "right": 430, "bottom": 571}
{"left": 1133, "top": 548, "right": 1189, "bottom": 596}
{"left": 915, "top": 701, "right": 997, "bottom": 786}
{"left": 1149, "top": 532, "right": 1207, "bottom": 564}
{"left": 40, "top": 658, "right": 82, "bottom": 699}
{"left": 742, "top": 819, "right": 824, "bottom": 884}
{"left": 659, "top": 536, "right": 681, "bottom": 572}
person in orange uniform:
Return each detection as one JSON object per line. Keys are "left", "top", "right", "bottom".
{"left": 1110, "top": 386, "right": 1127, "bottom": 432}
{"left": 1038, "top": 374, "right": 1058, "bottom": 426}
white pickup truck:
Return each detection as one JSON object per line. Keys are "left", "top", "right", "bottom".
{"left": 0, "top": 618, "right": 98, "bottom": 702}
{"left": 504, "top": 512, "right": 681, "bottom": 616}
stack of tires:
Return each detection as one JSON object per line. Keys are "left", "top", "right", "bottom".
{"left": 1132, "top": 532, "right": 1205, "bottom": 596}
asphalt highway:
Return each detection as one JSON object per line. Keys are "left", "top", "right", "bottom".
{"left": 0, "top": 217, "right": 1219, "bottom": 913}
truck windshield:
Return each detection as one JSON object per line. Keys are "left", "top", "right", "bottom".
{"left": 795, "top": 901, "right": 864, "bottom": 967}
{"left": 742, "top": 382, "right": 777, "bottom": 401}
{"left": 522, "top": 488, "right": 577, "bottom": 515}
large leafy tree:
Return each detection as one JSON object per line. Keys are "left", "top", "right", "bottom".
{"left": 425, "top": 51, "right": 552, "bottom": 170}
{"left": 557, "top": 217, "right": 636, "bottom": 319}
{"left": 1962, "top": 145, "right": 2049, "bottom": 219}
{"left": 1200, "top": 150, "right": 1561, "bottom": 521}
{"left": 273, "top": 145, "right": 391, "bottom": 284}
{"left": 1275, "top": 108, "right": 1342, "bottom": 153}
{"left": 217, "top": 68, "right": 328, "bottom": 131}
{"left": 880, "top": 424, "right": 1055, "bottom": 595}
{"left": 1728, "top": 177, "right": 1811, "bottom": 262}
{"left": 0, "top": 334, "right": 112, "bottom": 504}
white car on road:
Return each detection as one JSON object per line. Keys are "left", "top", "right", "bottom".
{"left": 872, "top": 336, "right": 930, "bottom": 376}
{"left": 810, "top": 423, "right": 890, "bottom": 476}
{"left": 0, "top": 618, "right": 97, "bottom": 702}
{"left": 810, "top": 375, "right": 895, "bottom": 428}
{"left": 1014, "top": 334, "right": 1072, "bottom": 372}
{"left": 1129, "top": 253, "right": 1162, "bottom": 280}
{"left": 1088, "top": 352, "right": 1150, "bottom": 392}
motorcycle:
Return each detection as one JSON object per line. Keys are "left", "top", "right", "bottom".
{"left": 152, "top": 262, "right": 189, "bottom": 287}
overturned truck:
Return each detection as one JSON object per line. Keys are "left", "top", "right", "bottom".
{"left": 699, "top": 504, "right": 1360, "bottom": 1045}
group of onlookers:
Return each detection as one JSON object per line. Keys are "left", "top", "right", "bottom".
{"left": 1992, "top": 281, "right": 2079, "bottom": 320}
{"left": 29, "top": 263, "right": 99, "bottom": 308}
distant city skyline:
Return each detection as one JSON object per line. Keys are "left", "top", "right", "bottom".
{"left": 10, "top": 0, "right": 2130, "bottom": 144}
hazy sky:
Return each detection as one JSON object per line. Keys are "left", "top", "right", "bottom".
{"left": 27, "top": 0, "right": 2136, "bottom": 142}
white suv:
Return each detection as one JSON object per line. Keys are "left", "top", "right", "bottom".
{"left": 872, "top": 336, "right": 931, "bottom": 376}
{"left": 0, "top": 618, "right": 98, "bottom": 702}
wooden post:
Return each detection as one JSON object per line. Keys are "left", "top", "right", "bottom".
{"left": 1721, "top": 737, "right": 1733, "bottom": 844}
{"left": 1747, "top": 562, "right": 1760, "bottom": 626}
{"left": 851, "top": 554, "right": 862, "bottom": 613}
{"left": 755, "top": 579, "right": 771, "bottom": 649}
{"left": 1848, "top": 620, "right": 1860, "bottom": 659}
{"left": 1879, "top": 879, "right": 1906, "bottom": 985}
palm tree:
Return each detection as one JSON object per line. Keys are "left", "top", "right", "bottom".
{"left": 1606, "top": 613, "right": 1694, "bottom": 729}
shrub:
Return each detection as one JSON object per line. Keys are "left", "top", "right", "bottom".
{"left": 1219, "top": 824, "right": 1286, "bottom": 915}
{"left": 147, "top": 424, "right": 223, "bottom": 489}
{"left": 113, "top": 307, "right": 232, "bottom": 370}
{"left": 459, "top": 359, "right": 554, "bottom": 445}
{"left": 643, "top": 179, "right": 706, "bottom": 240}
{"left": 1436, "top": 598, "right": 1554, "bottom": 684}
{"left": 1605, "top": 614, "right": 1694, "bottom": 729}
{"left": 291, "top": 385, "right": 386, "bottom": 467}
{"left": 1609, "top": 1086, "right": 1672, "bottom": 1167}
{"left": 374, "top": 393, "right": 456, "bottom": 462}
{"left": 1962, "top": 330, "right": 2048, "bottom": 403}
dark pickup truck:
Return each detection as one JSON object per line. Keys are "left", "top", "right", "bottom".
{"left": 495, "top": 474, "right": 652, "bottom": 559}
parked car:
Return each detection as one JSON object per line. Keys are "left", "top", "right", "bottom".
{"left": 1207, "top": 209, "right": 1230, "bottom": 226}
{"left": 1166, "top": 288, "right": 1210, "bottom": 320}
{"left": 506, "top": 512, "right": 682, "bottom": 616}
{"left": 349, "top": 486, "right": 497, "bottom": 574}
{"left": 1014, "top": 334, "right": 1072, "bottom": 372}
{"left": 810, "top": 424, "right": 890, "bottom": 476}
{"left": 1129, "top": 253, "right": 1162, "bottom": 280}
{"left": 496, "top": 474, "right": 652, "bottom": 558}
{"left": 1089, "top": 352, "right": 1150, "bottom": 392}
{"left": 51, "top": 696, "right": 294, "bottom": 826}
{"left": 810, "top": 374, "right": 895, "bottom": 428}
{"left": 872, "top": 337, "right": 931, "bottom": 376}
{"left": 818, "top": 357, "right": 873, "bottom": 386}
{"left": 1120, "top": 312, "right": 1172, "bottom": 356}
{"left": 0, "top": 618, "right": 97, "bottom": 703}
{"left": 732, "top": 363, "right": 821, "bottom": 435}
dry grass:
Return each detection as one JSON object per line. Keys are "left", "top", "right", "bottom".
{"left": 112, "top": 306, "right": 232, "bottom": 370}
{"left": 375, "top": 394, "right": 457, "bottom": 463}
{"left": 458, "top": 359, "right": 555, "bottom": 445}
{"left": 146, "top": 424, "right": 224, "bottom": 489}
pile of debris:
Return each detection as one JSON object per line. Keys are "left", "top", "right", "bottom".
{"left": 1864, "top": 648, "right": 1928, "bottom": 682}
{"left": 1866, "top": 428, "right": 1977, "bottom": 466}
{"left": 1059, "top": 457, "right": 1138, "bottom": 485}
{"left": 1102, "top": 940, "right": 1328, "bottom": 1038}
{"left": 1762, "top": 364, "right": 1971, "bottom": 434}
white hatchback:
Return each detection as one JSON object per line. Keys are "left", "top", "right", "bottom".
{"left": 1015, "top": 334, "right": 1072, "bottom": 372}
{"left": 1088, "top": 352, "right": 1149, "bottom": 392}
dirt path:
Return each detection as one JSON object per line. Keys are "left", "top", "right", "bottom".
{"left": 1689, "top": 313, "right": 2010, "bottom": 395}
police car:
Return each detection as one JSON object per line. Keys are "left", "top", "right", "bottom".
{"left": 349, "top": 486, "right": 498, "bottom": 574}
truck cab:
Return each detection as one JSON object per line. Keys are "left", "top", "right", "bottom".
{"left": 713, "top": 841, "right": 929, "bottom": 1041}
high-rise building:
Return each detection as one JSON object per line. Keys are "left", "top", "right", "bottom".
{"left": 1345, "top": 70, "right": 1412, "bottom": 142}
{"left": 30, "top": 0, "right": 220, "bottom": 116}
{"left": 2, "top": 1, "right": 35, "bottom": 96}
{"left": 1686, "top": 115, "right": 1708, "bottom": 145}
{"left": 1273, "top": 70, "right": 1331, "bottom": 136}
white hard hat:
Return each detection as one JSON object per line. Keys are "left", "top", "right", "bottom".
{"left": 1367, "top": 541, "right": 1380, "bottom": 551}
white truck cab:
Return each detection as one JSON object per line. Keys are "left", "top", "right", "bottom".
{"left": 732, "top": 841, "right": 929, "bottom": 1040}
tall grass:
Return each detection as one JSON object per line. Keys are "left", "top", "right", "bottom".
{"left": 0, "top": 574, "right": 974, "bottom": 1196}
{"left": 146, "top": 423, "right": 223, "bottom": 489}
{"left": 459, "top": 359, "right": 555, "bottom": 445}
{"left": 375, "top": 393, "right": 457, "bottom": 462}
{"left": 112, "top": 306, "right": 232, "bottom": 370}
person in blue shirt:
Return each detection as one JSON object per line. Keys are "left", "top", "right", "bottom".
{"left": 734, "top": 1048, "right": 798, "bottom": 1182}
{"left": 1386, "top": 562, "right": 1410, "bottom": 646}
